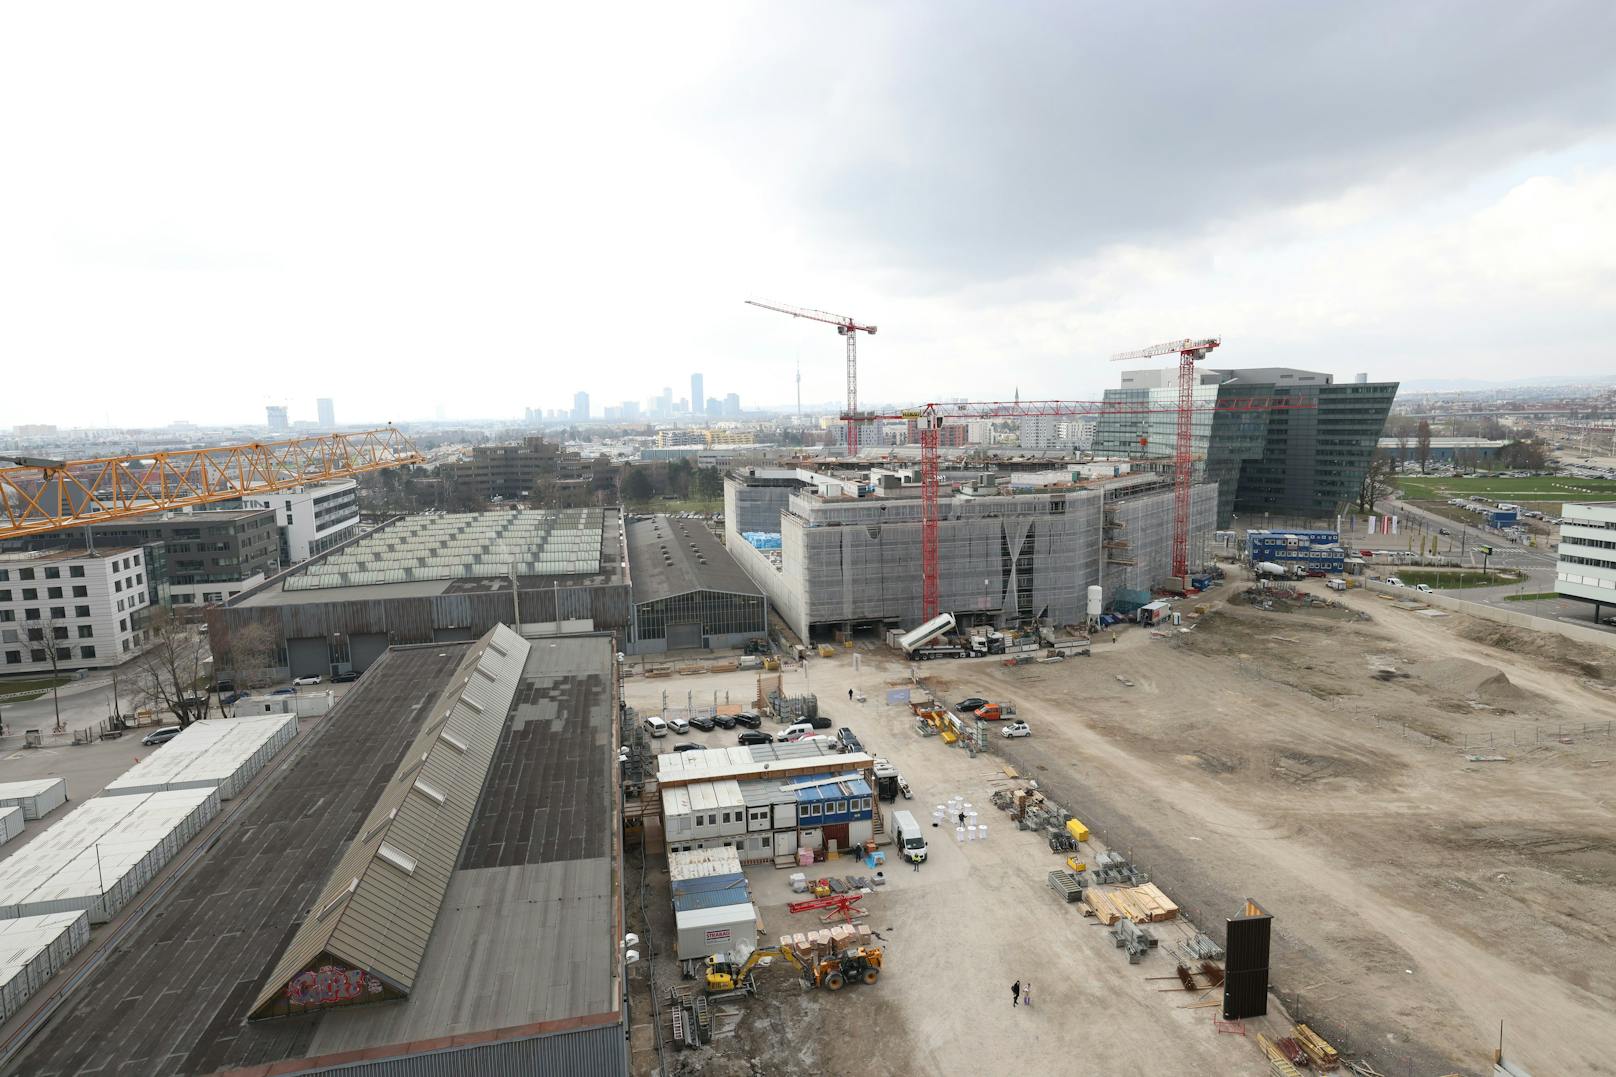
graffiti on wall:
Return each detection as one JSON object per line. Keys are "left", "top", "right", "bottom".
{"left": 287, "top": 964, "right": 382, "bottom": 1008}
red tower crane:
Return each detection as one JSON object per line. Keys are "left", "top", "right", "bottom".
{"left": 1111, "top": 338, "right": 1222, "bottom": 580}
{"left": 876, "top": 392, "right": 1310, "bottom": 621}
{"left": 745, "top": 299, "right": 877, "bottom": 455}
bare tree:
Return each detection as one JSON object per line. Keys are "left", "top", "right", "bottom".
{"left": 219, "top": 621, "right": 277, "bottom": 690}
{"left": 1416, "top": 419, "right": 1432, "bottom": 474}
{"left": 27, "top": 616, "right": 72, "bottom": 733}
{"left": 133, "top": 607, "right": 212, "bottom": 727}
{"left": 1356, "top": 451, "right": 1396, "bottom": 514}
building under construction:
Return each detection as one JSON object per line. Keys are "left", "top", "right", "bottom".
{"left": 725, "top": 465, "right": 1216, "bottom": 642}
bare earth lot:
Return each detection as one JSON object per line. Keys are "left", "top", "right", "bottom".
{"left": 625, "top": 576, "right": 1616, "bottom": 1076}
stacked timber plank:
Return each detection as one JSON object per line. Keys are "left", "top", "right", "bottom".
{"left": 1293, "top": 1024, "right": 1340, "bottom": 1070}
{"left": 1083, "top": 888, "right": 1121, "bottom": 924}
{"left": 1257, "top": 1034, "right": 1304, "bottom": 1077}
{"left": 1109, "top": 882, "right": 1179, "bottom": 923}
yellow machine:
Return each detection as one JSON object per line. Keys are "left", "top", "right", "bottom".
{"left": 705, "top": 944, "right": 885, "bottom": 994}
{"left": 1065, "top": 855, "right": 1087, "bottom": 873}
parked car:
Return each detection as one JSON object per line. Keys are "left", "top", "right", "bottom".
{"left": 270, "top": 687, "right": 296, "bottom": 696}
{"left": 1437, "top": 528, "right": 1451, "bottom": 536}
{"left": 220, "top": 690, "right": 249, "bottom": 705}
{"left": 837, "top": 727, "right": 864, "bottom": 753}
{"left": 291, "top": 674, "right": 322, "bottom": 686}
{"left": 734, "top": 712, "right": 763, "bottom": 729}
{"left": 644, "top": 715, "right": 669, "bottom": 738}
{"left": 213, "top": 680, "right": 236, "bottom": 694}
{"left": 955, "top": 697, "right": 988, "bottom": 713}
{"left": 668, "top": 716, "right": 691, "bottom": 735}
{"left": 711, "top": 713, "right": 738, "bottom": 730}
{"left": 1001, "top": 720, "right": 1032, "bottom": 738}
{"left": 672, "top": 742, "right": 707, "bottom": 753}
{"left": 688, "top": 715, "right": 715, "bottom": 732}
{"left": 1414, "top": 583, "right": 1433, "bottom": 594}
{"left": 1601, "top": 616, "right": 1616, "bottom": 627}
{"left": 1385, "top": 576, "right": 1405, "bottom": 587}
{"left": 331, "top": 670, "right": 360, "bottom": 683}
{"left": 737, "top": 729, "right": 774, "bottom": 746}
{"left": 142, "top": 726, "right": 183, "bottom": 747}
{"left": 975, "top": 703, "right": 1006, "bottom": 721}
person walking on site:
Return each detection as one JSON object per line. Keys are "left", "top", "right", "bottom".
{"left": 848, "top": 688, "right": 854, "bottom": 702}
{"left": 1022, "top": 981, "right": 1032, "bottom": 1008}
{"left": 1011, "top": 980, "right": 1021, "bottom": 1006}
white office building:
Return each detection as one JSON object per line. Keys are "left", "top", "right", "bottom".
{"left": 0, "top": 547, "right": 149, "bottom": 674}
{"left": 242, "top": 479, "right": 360, "bottom": 565}
{"left": 1556, "top": 502, "right": 1616, "bottom": 618}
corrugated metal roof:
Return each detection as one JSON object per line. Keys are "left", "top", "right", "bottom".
{"left": 250, "top": 624, "right": 531, "bottom": 1018}
{"left": 626, "top": 514, "right": 761, "bottom": 604}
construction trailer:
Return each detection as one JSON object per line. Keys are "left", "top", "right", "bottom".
{"left": 0, "top": 778, "right": 68, "bottom": 821}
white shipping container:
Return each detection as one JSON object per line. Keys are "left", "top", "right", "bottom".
{"left": 0, "top": 778, "right": 69, "bottom": 821}
{"left": 0, "top": 787, "right": 220, "bottom": 923}
{"left": 101, "top": 715, "right": 298, "bottom": 801}
{"left": 0, "top": 808, "right": 21, "bottom": 848}
{"left": 674, "top": 901, "right": 759, "bottom": 961}
{"left": 0, "top": 911, "right": 91, "bottom": 1022}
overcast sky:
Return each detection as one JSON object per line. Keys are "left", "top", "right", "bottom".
{"left": 3, "top": 2, "right": 1613, "bottom": 430}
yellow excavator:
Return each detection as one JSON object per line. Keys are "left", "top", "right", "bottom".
{"left": 705, "top": 944, "right": 885, "bottom": 994}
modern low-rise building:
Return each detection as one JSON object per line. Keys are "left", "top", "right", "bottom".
{"left": 725, "top": 465, "right": 1215, "bottom": 640}
{"left": 1376, "top": 435, "right": 1508, "bottom": 466}
{"left": 0, "top": 546, "right": 149, "bottom": 672}
{"left": 1095, "top": 367, "right": 1398, "bottom": 526}
{"left": 625, "top": 514, "right": 766, "bottom": 653}
{"left": 240, "top": 478, "right": 360, "bottom": 564}
{"left": 1555, "top": 502, "right": 1616, "bottom": 620}
{"left": 443, "top": 434, "right": 612, "bottom": 506}
{"left": 46, "top": 508, "right": 280, "bottom": 607}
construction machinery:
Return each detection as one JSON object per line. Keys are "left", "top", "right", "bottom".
{"left": 704, "top": 943, "right": 884, "bottom": 994}
{"left": 745, "top": 299, "right": 876, "bottom": 455}
{"left": 0, "top": 427, "right": 423, "bottom": 541}
{"left": 1110, "top": 337, "right": 1221, "bottom": 581}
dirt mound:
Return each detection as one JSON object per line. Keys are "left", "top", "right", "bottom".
{"left": 1421, "top": 657, "right": 1528, "bottom": 703}
{"left": 1457, "top": 621, "right": 1616, "bottom": 682}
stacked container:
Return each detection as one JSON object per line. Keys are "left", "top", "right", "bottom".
{"left": 0, "top": 787, "right": 220, "bottom": 923}
{"left": 0, "top": 778, "right": 68, "bottom": 821}
{"left": 0, "top": 807, "right": 21, "bottom": 848}
{"left": 0, "top": 911, "right": 91, "bottom": 1021}
{"left": 101, "top": 715, "right": 298, "bottom": 801}
{"left": 669, "top": 847, "right": 759, "bottom": 961}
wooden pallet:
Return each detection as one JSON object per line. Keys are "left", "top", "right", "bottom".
{"left": 1257, "top": 1033, "right": 1304, "bottom": 1077}
{"left": 1294, "top": 1022, "right": 1341, "bottom": 1070}
{"left": 1083, "top": 887, "right": 1121, "bottom": 924}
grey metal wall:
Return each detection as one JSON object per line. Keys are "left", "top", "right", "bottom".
{"left": 293, "top": 1021, "right": 628, "bottom": 1077}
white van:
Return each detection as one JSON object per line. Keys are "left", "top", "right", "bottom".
{"left": 1385, "top": 576, "right": 1404, "bottom": 588}
{"left": 893, "top": 809, "right": 928, "bottom": 864}
{"left": 781, "top": 721, "right": 816, "bottom": 740}
{"left": 1325, "top": 578, "right": 1346, "bottom": 592}
{"left": 645, "top": 715, "right": 668, "bottom": 738}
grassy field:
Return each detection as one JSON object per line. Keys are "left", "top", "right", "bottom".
{"left": 1396, "top": 475, "right": 1616, "bottom": 502}
{"left": 1392, "top": 568, "right": 1523, "bottom": 589}
{"left": 1503, "top": 592, "right": 1559, "bottom": 602}
{"left": 0, "top": 674, "right": 72, "bottom": 703}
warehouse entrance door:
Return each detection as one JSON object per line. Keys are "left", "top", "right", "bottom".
{"left": 667, "top": 623, "right": 703, "bottom": 650}
{"left": 286, "top": 638, "right": 329, "bottom": 679}
{"left": 348, "top": 633, "right": 389, "bottom": 672}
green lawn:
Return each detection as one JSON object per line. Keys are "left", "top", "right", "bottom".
{"left": 1502, "top": 592, "right": 1559, "bottom": 602}
{"left": 1396, "top": 475, "right": 1616, "bottom": 502}
{"left": 1393, "top": 568, "right": 1523, "bottom": 589}
{"left": 0, "top": 674, "right": 71, "bottom": 703}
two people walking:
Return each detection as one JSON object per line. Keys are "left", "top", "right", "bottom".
{"left": 1011, "top": 980, "right": 1032, "bottom": 1007}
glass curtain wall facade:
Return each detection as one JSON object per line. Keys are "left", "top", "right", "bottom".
{"left": 634, "top": 590, "right": 766, "bottom": 644}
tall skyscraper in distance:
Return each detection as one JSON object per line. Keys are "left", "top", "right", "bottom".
{"left": 723, "top": 392, "right": 741, "bottom": 418}
{"left": 705, "top": 397, "right": 722, "bottom": 418}
{"left": 690, "top": 374, "right": 703, "bottom": 416}
{"left": 266, "top": 405, "right": 289, "bottom": 431}
{"left": 316, "top": 398, "right": 335, "bottom": 428}
{"left": 572, "top": 391, "right": 590, "bottom": 421}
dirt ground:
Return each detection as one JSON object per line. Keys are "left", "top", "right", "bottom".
{"left": 623, "top": 574, "right": 1616, "bottom": 1076}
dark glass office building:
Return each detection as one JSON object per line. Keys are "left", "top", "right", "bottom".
{"left": 1096, "top": 367, "right": 1397, "bottom": 526}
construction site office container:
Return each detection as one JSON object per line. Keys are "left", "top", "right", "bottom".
{"left": 0, "top": 787, "right": 220, "bottom": 923}
{"left": 675, "top": 901, "right": 759, "bottom": 961}
{"left": 668, "top": 847, "right": 745, "bottom": 882}
{"left": 673, "top": 887, "right": 755, "bottom": 913}
{"left": 0, "top": 808, "right": 21, "bottom": 848}
{"left": 100, "top": 714, "right": 298, "bottom": 801}
{"left": 0, "top": 778, "right": 68, "bottom": 821}
{"left": 0, "top": 911, "right": 91, "bottom": 1022}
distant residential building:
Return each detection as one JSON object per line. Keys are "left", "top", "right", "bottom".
{"left": 691, "top": 374, "right": 704, "bottom": 416}
{"left": 316, "top": 398, "right": 335, "bottom": 428}
{"left": 657, "top": 430, "right": 705, "bottom": 449}
{"left": 1556, "top": 502, "right": 1616, "bottom": 620}
{"left": 907, "top": 418, "right": 969, "bottom": 448}
{"left": 723, "top": 393, "right": 741, "bottom": 418}
{"left": 706, "top": 397, "right": 722, "bottom": 418}
{"left": 704, "top": 429, "right": 755, "bottom": 448}
{"left": 0, "top": 547, "right": 150, "bottom": 672}
{"left": 443, "top": 435, "right": 610, "bottom": 506}
{"left": 572, "top": 391, "right": 590, "bottom": 422}
{"left": 241, "top": 479, "right": 360, "bottom": 564}
{"left": 266, "top": 406, "right": 289, "bottom": 432}
{"left": 12, "top": 424, "right": 58, "bottom": 438}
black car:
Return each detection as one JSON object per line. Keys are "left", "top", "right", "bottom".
{"left": 737, "top": 729, "right": 774, "bottom": 746}
{"left": 221, "top": 690, "right": 250, "bottom": 705}
{"left": 688, "top": 715, "right": 715, "bottom": 732}
{"left": 799, "top": 714, "right": 832, "bottom": 730}
{"left": 837, "top": 727, "right": 864, "bottom": 754}
{"left": 734, "top": 712, "right": 763, "bottom": 729}
{"left": 955, "top": 697, "right": 988, "bottom": 713}
{"left": 711, "top": 713, "right": 738, "bottom": 730}
{"left": 214, "top": 680, "right": 235, "bottom": 694}
{"left": 331, "top": 670, "right": 360, "bottom": 683}
{"left": 673, "top": 742, "right": 707, "bottom": 753}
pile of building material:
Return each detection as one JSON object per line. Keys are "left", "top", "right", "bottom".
{"left": 1186, "top": 931, "right": 1226, "bottom": 961}
{"left": 1111, "top": 916, "right": 1157, "bottom": 963}
{"left": 0, "top": 910, "right": 91, "bottom": 1021}
{"left": 778, "top": 922, "right": 875, "bottom": 967}
{"left": 1047, "top": 869, "right": 1085, "bottom": 903}
{"left": 1093, "top": 850, "right": 1149, "bottom": 885}
{"left": 1083, "top": 888, "right": 1122, "bottom": 925}
{"left": 0, "top": 778, "right": 68, "bottom": 821}
{"left": 102, "top": 714, "right": 298, "bottom": 801}
{"left": 1292, "top": 1023, "right": 1340, "bottom": 1070}
{"left": 0, "top": 807, "right": 21, "bottom": 849}
{"left": 1109, "top": 882, "right": 1178, "bottom": 922}
{"left": 1256, "top": 1033, "right": 1305, "bottom": 1077}
{"left": 0, "top": 787, "right": 220, "bottom": 923}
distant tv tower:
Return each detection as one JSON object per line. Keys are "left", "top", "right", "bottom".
{"left": 796, "top": 355, "right": 802, "bottom": 419}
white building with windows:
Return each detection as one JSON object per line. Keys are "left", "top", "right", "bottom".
{"left": 241, "top": 479, "right": 360, "bottom": 566}
{"left": 1556, "top": 502, "right": 1616, "bottom": 619}
{"left": 0, "top": 547, "right": 149, "bottom": 674}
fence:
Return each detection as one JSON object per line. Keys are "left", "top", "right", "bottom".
{"left": 1357, "top": 579, "right": 1616, "bottom": 652}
